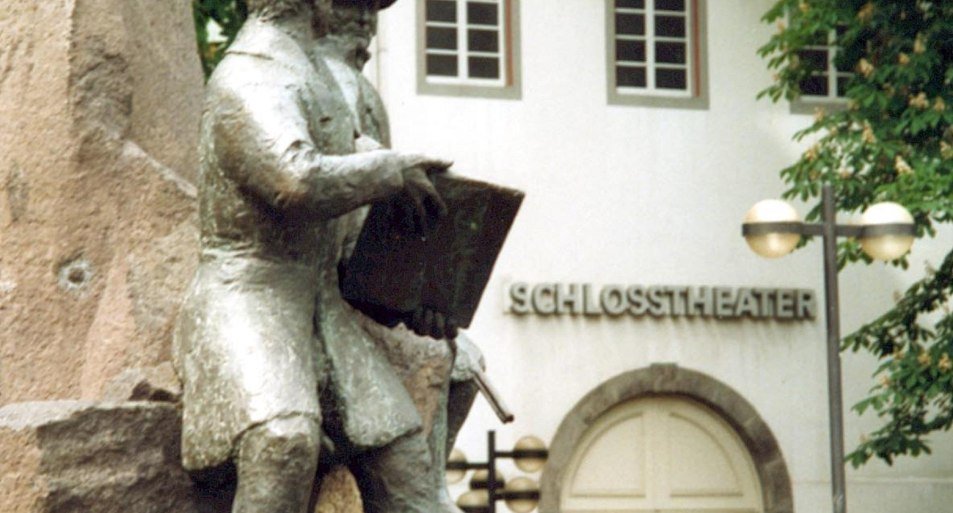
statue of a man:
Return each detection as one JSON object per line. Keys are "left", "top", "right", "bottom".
{"left": 316, "top": 2, "right": 485, "bottom": 512}
{"left": 173, "top": 1, "right": 456, "bottom": 512}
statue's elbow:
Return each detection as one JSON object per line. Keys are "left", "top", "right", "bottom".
{"left": 270, "top": 180, "right": 311, "bottom": 212}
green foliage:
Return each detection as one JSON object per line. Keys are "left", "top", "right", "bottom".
{"left": 759, "top": 0, "right": 953, "bottom": 466}
{"left": 193, "top": 0, "right": 248, "bottom": 78}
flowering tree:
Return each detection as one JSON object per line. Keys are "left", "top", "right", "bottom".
{"left": 194, "top": 0, "right": 248, "bottom": 78}
{"left": 758, "top": 0, "right": 953, "bottom": 466}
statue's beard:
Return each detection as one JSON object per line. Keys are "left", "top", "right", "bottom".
{"left": 353, "top": 46, "right": 371, "bottom": 69}
{"left": 325, "top": 32, "right": 372, "bottom": 69}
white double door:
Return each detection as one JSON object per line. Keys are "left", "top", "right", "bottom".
{"left": 561, "top": 396, "right": 764, "bottom": 513}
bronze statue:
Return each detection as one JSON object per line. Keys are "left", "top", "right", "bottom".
{"left": 317, "top": 3, "right": 485, "bottom": 512}
{"left": 172, "top": 0, "right": 467, "bottom": 512}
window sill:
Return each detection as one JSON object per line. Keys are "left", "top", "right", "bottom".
{"left": 790, "top": 97, "right": 847, "bottom": 115}
{"left": 607, "top": 89, "right": 709, "bottom": 110}
{"left": 417, "top": 79, "right": 521, "bottom": 100}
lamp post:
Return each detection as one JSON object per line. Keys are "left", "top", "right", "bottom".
{"left": 742, "top": 184, "right": 915, "bottom": 513}
{"left": 448, "top": 431, "right": 549, "bottom": 513}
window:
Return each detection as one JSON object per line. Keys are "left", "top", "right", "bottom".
{"left": 607, "top": 0, "right": 708, "bottom": 109}
{"left": 418, "top": 0, "right": 521, "bottom": 99}
{"left": 792, "top": 27, "right": 851, "bottom": 111}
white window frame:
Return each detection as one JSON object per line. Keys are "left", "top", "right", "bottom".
{"left": 798, "top": 30, "right": 850, "bottom": 101}
{"left": 418, "top": 0, "right": 521, "bottom": 99}
{"left": 607, "top": 0, "right": 708, "bottom": 109}
{"left": 425, "top": 0, "right": 505, "bottom": 87}
{"left": 791, "top": 27, "right": 851, "bottom": 114}
{"left": 615, "top": 2, "right": 692, "bottom": 97}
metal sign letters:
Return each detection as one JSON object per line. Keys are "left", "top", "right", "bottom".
{"left": 507, "top": 283, "right": 817, "bottom": 321}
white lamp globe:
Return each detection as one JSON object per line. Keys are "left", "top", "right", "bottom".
{"left": 457, "top": 490, "right": 489, "bottom": 512}
{"left": 446, "top": 448, "right": 468, "bottom": 485}
{"left": 503, "top": 477, "right": 540, "bottom": 513}
{"left": 470, "top": 468, "right": 504, "bottom": 490}
{"left": 859, "top": 202, "right": 915, "bottom": 261}
{"left": 512, "top": 436, "right": 547, "bottom": 473}
{"left": 743, "top": 199, "right": 802, "bottom": 258}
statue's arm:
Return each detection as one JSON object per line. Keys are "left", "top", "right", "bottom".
{"left": 212, "top": 83, "right": 429, "bottom": 219}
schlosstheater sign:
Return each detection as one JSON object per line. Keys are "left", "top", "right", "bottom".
{"left": 507, "top": 283, "right": 817, "bottom": 321}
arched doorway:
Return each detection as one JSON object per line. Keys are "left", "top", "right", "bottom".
{"left": 561, "top": 396, "right": 762, "bottom": 512}
{"left": 540, "top": 364, "right": 793, "bottom": 513}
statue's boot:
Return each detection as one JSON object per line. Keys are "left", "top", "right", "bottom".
{"left": 354, "top": 431, "right": 436, "bottom": 513}
{"left": 233, "top": 416, "right": 322, "bottom": 513}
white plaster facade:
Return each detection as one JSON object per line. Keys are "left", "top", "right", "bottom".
{"left": 371, "top": 1, "right": 953, "bottom": 512}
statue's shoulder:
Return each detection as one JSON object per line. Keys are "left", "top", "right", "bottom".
{"left": 209, "top": 21, "right": 312, "bottom": 92}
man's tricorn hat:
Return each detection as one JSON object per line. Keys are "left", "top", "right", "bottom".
{"left": 336, "top": 0, "right": 399, "bottom": 9}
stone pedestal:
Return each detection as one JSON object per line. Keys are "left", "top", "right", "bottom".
{"left": 0, "top": 0, "right": 203, "bottom": 404}
{"left": 0, "top": 401, "right": 200, "bottom": 513}
{"left": 0, "top": 394, "right": 444, "bottom": 513}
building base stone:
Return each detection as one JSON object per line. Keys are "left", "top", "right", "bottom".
{"left": 0, "top": 401, "right": 364, "bottom": 513}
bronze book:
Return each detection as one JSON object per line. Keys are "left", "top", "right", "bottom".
{"left": 340, "top": 172, "right": 524, "bottom": 328}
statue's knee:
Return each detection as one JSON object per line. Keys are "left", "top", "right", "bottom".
{"left": 384, "top": 430, "right": 432, "bottom": 468}
{"left": 238, "top": 415, "right": 322, "bottom": 465}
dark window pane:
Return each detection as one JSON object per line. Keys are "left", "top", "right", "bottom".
{"left": 616, "top": 40, "right": 646, "bottom": 62}
{"left": 426, "top": 27, "right": 458, "bottom": 50}
{"left": 616, "top": 13, "right": 645, "bottom": 35}
{"left": 617, "top": 66, "right": 646, "bottom": 87}
{"left": 655, "top": 41, "right": 686, "bottom": 63}
{"left": 837, "top": 76, "right": 850, "bottom": 97}
{"left": 654, "top": 0, "right": 685, "bottom": 11}
{"left": 655, "top": 68, "right": 687, "bottom": 89}
{"left": 468, "top": 56, "right": 500, "bottom": 78}
{"left": 467, "top": 2, "right": 498, "bottom": 25}
{"left": 655, "top": 15, "right": 685, "bottom": 37}
{"left": 426, "top": 0, "right": 457, "bottom": 22}
{"left": 468, "top": 29, "right": 499, "bottom": 52}
{"left": 427, "top": 54, "right": 459, "bottom": 77}
{"left": 807, "top": 31, "right": 828, "bottom": 45}
{"left": 834, "top": 54, "right": 852, "bottom": 73}
{"left": 799, "top": 74, "right": 828, "bottom": 96}
{"left": 615, "top": 0, "right": 645, "bottom": 8}
{"left": 798, "top": 49, "right": 828, "bottom": 72}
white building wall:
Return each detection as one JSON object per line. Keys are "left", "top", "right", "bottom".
{"left": 372, "top": 1, "right": 953, "bottom": 511}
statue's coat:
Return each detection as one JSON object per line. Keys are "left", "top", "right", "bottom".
{"left": 173, "top": 18, "right": 421, "bottom": 472}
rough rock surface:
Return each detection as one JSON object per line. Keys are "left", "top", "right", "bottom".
{"left": 0, "top": 0, "right": 203, "bottom": 404}
{"left": 0, "top": 400, "right": 404, "bottom": 513}
{"left": 102, "top": 362, "right": 182, "bottom": 403}
{"left": 0, "top": 401, "right": 201, "bottom": 513}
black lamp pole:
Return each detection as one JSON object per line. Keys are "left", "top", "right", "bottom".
{"left": 742, "top": 185, "right": 846, "bottom": 512}
{"left": 819, "top": 184, "right": 848, "bottom": 513}
{"left": 742, "top": 184, "right": 914, "bottom": 513}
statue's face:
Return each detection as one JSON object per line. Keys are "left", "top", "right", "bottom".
{"left": 329, "top": 0, "right": 381, "bottom": 54}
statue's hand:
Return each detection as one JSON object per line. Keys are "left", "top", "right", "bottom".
{"left": 406, "top": 307, "right": 458, "bottom": 340}
{"left": 398, "top": 166, "right": 448, "bottom": 234}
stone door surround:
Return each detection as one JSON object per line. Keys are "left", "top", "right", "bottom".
{"left": 539, "top": 363, "right": 794, "bottom": 513}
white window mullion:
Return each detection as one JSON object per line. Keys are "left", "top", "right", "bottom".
{"left": 497, "top": 0, "right": 507, "bottom": 84}
{"left": 828, "top": 31, "right": 838, "bottom": 99}
{"left": 647, "top": 3, "right": 657, "bottom": 90}
{"left": 456, "top": 0, "right": 467, "bottom": 80}
{"left": 685, "top": 5, "right": 694, "bottom": 95}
